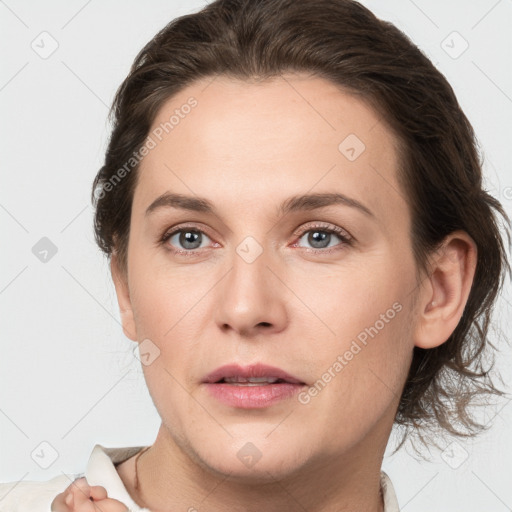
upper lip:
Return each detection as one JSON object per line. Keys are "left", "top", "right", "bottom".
{"left": 203, "top": 363, "right": 306, "bottom": 385}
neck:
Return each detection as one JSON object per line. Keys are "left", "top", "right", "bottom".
{"left": 125, "top": 420, "right": 391, "bottom": 512}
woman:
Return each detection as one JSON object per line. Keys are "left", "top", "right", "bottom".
{"left": 2, "top": 0, "right": 509, "bottom": 511}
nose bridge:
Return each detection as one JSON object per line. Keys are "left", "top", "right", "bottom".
{"left": 229, "top": 233, "right": 273, "bottom": 296}
{"left": 235, "top": 234, "right": 267, "bottom": 268}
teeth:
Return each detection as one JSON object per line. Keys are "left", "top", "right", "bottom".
{"left": 223, "top": 376, "right": 280, "bottom": 384}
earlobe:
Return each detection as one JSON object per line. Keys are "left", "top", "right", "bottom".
{"left": 110, "top": 253, "right": 138, "bottom": 342}
{"left": 414, "top": 231, "right": 477, "bottom": 349}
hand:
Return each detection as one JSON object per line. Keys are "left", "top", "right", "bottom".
{"left": 51, "top": 476, "right": 129, "bottom": 512}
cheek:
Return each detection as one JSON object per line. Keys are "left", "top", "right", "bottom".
{"left": 293, "top": 259, "right": 415, "bottom": 417}
{"left": 299, "top": 301, "right": 413, "bottom": 452}
{"left": 287, "top": 254, "right": 410, "bottom": 344}
{"left": 127, "top": 263, "right": 217, "bottom": 398}
{"left": 128, "top": 261, "right": 209, "bottom": 339}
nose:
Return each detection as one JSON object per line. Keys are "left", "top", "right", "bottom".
{"left": 215, "top": 240, "right": 288, "bottom": 338}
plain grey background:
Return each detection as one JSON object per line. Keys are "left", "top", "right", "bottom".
{"left": 1, "top": 1, "right": 511, "bottom": 510}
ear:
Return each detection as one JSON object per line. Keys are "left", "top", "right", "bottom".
{"left": 413, "top": 230, "right": 477, "bottom": 349}
{"left": 111, "top": 253, "right": 138, "bottom": 342}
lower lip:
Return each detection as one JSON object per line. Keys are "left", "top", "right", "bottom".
{"left": 203, "top": 382, "right": 305, "bottom": 409}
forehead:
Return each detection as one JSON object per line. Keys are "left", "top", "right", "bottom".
{"left": 133, "top": 73, "right": 407, "bottom": 228}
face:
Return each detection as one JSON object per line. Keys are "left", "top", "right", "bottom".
{"left": 115, "top": 73, "right": 421, "bottom": 481}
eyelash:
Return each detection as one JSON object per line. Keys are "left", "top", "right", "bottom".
{"left": 159, "top": 222, "right": 353, "bottom": 256}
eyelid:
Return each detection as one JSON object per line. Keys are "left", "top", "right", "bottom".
{"left": 292, "top": 221, "right": 352, "bottom": 241}
{"left": 162, "top": 221, "right": 213, "bottom": 236}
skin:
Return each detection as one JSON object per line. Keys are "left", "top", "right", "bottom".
{"left": 85, "top": 73, "right": 475, "bottom": 512}
{"left": 50, "top": 477, "right": 128, "bottom": 512}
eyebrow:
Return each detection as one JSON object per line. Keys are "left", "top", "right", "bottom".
{"left": 145, "top": 192, "right": 375, "bottom": 218}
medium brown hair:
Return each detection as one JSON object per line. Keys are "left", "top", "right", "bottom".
{"left": 91, "top": 0, "right": 511, "bottom": 455}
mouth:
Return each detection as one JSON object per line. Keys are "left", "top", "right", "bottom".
{"left": 202, "top": 364, "right": 307, "bottom": 409}
{"left": 202, "top": 363, "right": 306, "bottom": 385}
{"left": 215, "top": 376, "right": 294, "bottom": 386}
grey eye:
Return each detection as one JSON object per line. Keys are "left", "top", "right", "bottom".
{"left": 297, "top": 230, "right": 342, "bottom": 249}
{"left": 168, "top": 230, "right": 211, "bottom": 250}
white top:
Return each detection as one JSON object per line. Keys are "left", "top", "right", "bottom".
{"left": 0, "top": 444, "right": 400, "bottom": 511}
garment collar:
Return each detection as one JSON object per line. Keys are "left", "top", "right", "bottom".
{"left": 85, "top": 444, "right": 147, "bottom": 511}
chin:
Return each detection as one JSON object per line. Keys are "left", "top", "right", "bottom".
{"left": 206, "top": 457, "right": 304, "bottom": 485}
{"left": 191, "top": 435, "right": 312, "bottom": 483}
